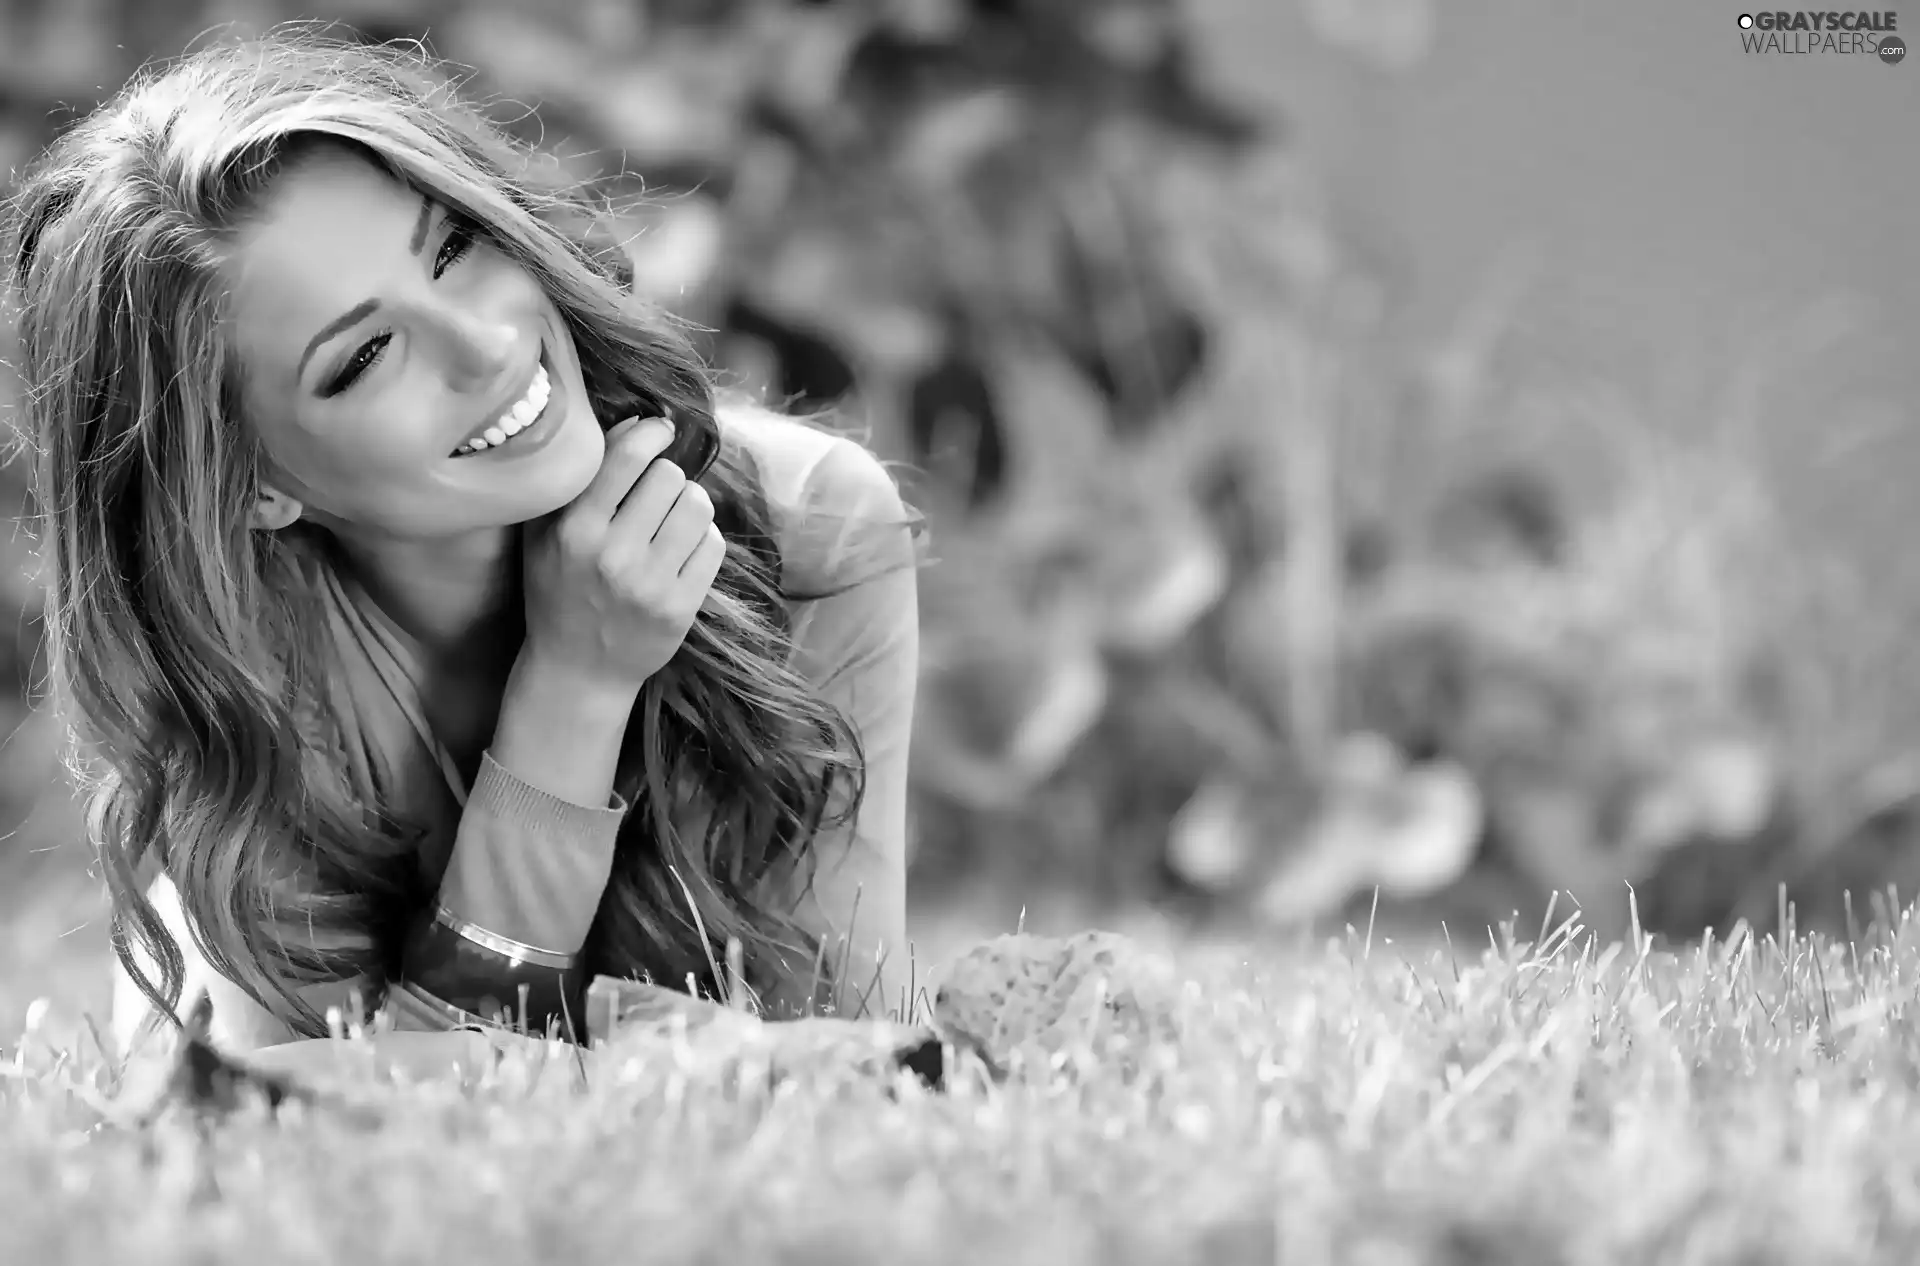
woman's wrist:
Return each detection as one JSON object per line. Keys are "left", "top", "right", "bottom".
{"left": 396, "top": 905, "right": 587, "bottom": 1040}
{"left": 487, "top": 649, "right": 642, "bottom": 809}
{"left": 510, "top": 645, "right": 646, "bottom": 725}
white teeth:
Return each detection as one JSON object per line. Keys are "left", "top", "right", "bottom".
{"left": 455, "top": 363, "right": 550, "bottom": 456}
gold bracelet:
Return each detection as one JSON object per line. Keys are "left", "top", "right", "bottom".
{"left": 431, "top": 907, "right": 578, "bottom": 970}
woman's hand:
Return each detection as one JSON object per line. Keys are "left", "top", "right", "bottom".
{"left": 520, "top": 414, "right": 726, "bottom": 696}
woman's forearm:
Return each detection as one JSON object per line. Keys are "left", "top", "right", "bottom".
{"left": 486, "top": 649, "right": 641, "bottom": 809}
{"left": 396, "top": 650, "right": 640, "bottom": 1035}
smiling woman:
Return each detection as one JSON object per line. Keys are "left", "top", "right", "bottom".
{"left": 2, "top": 30, "right": 921, "bottom": 1068}
{"left": 227, "top": 147, "right": 617, "bottom": 539}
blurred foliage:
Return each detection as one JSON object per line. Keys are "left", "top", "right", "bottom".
{"left": 2, "top": 0, "right": 1916, "bottom": 944}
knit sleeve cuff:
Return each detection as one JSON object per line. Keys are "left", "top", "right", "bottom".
{"left": 431, "top": 751, "right": 630, "bottom": 956}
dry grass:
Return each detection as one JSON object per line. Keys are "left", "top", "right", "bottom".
{"left": 10, "top": 896, "right": 1920, "bottom": 1263}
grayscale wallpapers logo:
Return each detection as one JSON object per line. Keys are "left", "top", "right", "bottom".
{"left": 1738, "top": 10, "right": 1905, "bottom": 60}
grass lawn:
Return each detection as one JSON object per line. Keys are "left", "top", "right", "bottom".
{"left": 6, "top": 877, "right": 1920, "bottom": 1265}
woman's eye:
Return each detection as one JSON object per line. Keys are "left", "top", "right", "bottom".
{"left": 434, "top": 220, "right": 478, "bottom": 279}
{"left": 322, "top": 332, "right": 391, "bottom": 398}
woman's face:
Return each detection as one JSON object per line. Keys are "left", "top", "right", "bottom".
{"left": 220, "top": 144, "right": 607, "bottom": 542}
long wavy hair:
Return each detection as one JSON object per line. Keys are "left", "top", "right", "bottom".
{"left": 3, "top": 30, "right": 891, "bottom": 1037}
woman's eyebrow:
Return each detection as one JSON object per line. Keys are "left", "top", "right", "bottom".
{"left": 298, "top": 298, "right": 378, "bottom": 382}
{"left": 407, "top": 192, "right": 433, "bottom": 256}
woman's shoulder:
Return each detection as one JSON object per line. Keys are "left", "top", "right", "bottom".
{"left": 717, "top": 402, "right": 904, "bottom": 518}
{"left": 717, "top": 402, "right": 914, "bottom": 593}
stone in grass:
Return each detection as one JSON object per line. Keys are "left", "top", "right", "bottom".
{"left": 930, "top": 930, "right": 1188, "bottom": 1076}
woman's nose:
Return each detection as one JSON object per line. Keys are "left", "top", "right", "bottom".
{"left": 435, "top": 310, "right": 520, "bottom": 385}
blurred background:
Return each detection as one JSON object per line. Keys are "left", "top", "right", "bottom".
{"left": 1, "top": 0, "right": 1917, "bottom": 1028}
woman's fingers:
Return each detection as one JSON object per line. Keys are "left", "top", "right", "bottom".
{"left": 647, "top": 479, "right": 715, "bottom": 566}
{"left": 523, "top": 412, "right": 729, "bottom": 690}
{"left": 609, "top": 455, "right": 692, "bottom": 547}
{"left": 679, "top": 524, "right": 727, "bottom": 589}
{"left": 567, "top": 416, "right": 678, "bottom": 525}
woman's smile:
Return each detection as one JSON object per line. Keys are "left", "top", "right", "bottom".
{"left": 449, "top": 346, "right": 559, "bottom": 458}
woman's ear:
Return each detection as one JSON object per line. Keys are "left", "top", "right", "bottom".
{"left": 249, "top": 482, "right": 304, "bottom": 532}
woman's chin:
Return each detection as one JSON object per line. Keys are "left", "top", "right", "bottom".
{"left": 456, "top": 403, "right": 606, "bottom": 526}
{"left": 536, "top": 411, "right": 607, "bottom": 508}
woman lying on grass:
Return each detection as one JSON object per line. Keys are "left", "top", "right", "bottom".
{"left": 2, "top": 30, "right": 920, "bottom": 1074}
